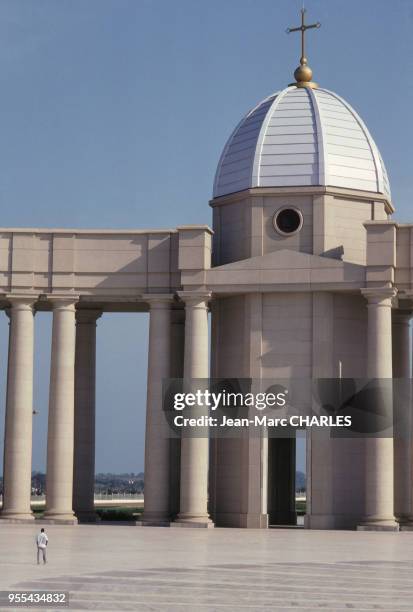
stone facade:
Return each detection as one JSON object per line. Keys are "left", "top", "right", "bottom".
{"left": 0, "top": 75, "right": 411, "bottom": 530}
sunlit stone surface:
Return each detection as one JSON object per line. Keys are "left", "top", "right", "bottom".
{"left": 1, "top": 525, "right": 413, "bottom": 611}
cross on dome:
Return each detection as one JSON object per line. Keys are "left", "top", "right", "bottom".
{"left": 286, "top": 8, "right": 321, "bottom": 89}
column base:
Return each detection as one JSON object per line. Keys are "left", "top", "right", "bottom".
{"left": 396, "top": 513, "right": 413, "bottom": 525}
{"left": 0, "top": 511, "right": 35, "bottom": 523}
{"left": 140, "top": 511, "right": 170, "bottom": 527}
{"left": 41, "top": 512, "right": 78, "bottom": 525}
{"left": 357, "top": 520, "right": 399, "bottom": 532}
{"left": 140, "top": 519, "right": 171, "bottom": 527}
{"left": 213, "top": 512, "right": 268, "bottom": 529}
{"left": 305, "top": 513, "right": 361, "bottom": 530}
{"left": 173, "top": 514, "right": 214, "bottom": 528}
{"left": 75, "top": 511, "right": 100, "bottom": 523}
{"left": 398, "top": 518, "right": 413, "bottom": 531}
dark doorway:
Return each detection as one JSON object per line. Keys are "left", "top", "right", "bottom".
{"left": 268, "top": 435, "right": 297, "bottom": 526}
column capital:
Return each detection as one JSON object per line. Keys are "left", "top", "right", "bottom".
{"left": 49, "top": 296, "right": 79, "bottom": 312}
{"left": 177, "top": 291, "right": 211, "bottom": 309}
{"left": 76, "top": 309, "right": 102, "bottom": 324}
{"left": 6, "top": 295, "right": 38, "bottom": 311}
{"left": 361, "top": 287, "right": 397, "bottom": 306}
{"left": 142, "top": 294, "right": 174, "bottom": 309}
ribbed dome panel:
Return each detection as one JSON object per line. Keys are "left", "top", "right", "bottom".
{"left": 213, "top": 86, "right": 390, "bottom": 201}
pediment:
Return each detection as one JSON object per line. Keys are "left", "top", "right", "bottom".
{"left": 191, "top": 249, "right": 366, "bottom": 292}
{"left": 212, "top": 249, "right": 356, "bottom": 272}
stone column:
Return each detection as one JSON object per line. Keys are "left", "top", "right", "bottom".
{"left": 175, "top": 292, "right": 213, "bottom": 527}
{"left": 358, "top": 288, "right": 398, "bottom": 530}
{"left": 0, "top": 298, "right": 35, "bottom": 522}
{"left": 169, "top": 309, "right": 185, "bottom": 519}
{"left": 392, "top": 311, "right": 413, "bottom": 527}
{"left": 142, "top": 296, "right": 172, "bottom": 525}
{"left": 73, "top": 310, "right": 102, "bottom": 522}
{"left": 392, "top": 313, "right": 411, "bottom": 378}
{"left": 44, "top": 298, "right": 78, "bottom": 523}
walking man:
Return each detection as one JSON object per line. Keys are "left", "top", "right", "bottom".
{"left": 36, "top": 528, "right": 48, "bottom": 565}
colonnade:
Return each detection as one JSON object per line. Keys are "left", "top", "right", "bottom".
{"left": 0, "top": 287, "right": 411, "bottom": 529}
{"left": 0, "top": 292, "right": 213, "bottom": 527}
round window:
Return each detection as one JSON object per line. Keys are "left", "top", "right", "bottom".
{"left": 273, "top": 207, "right": 303, "bottom": 236}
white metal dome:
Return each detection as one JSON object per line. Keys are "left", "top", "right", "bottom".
{"left": 213, "top": 85, "right": 391, "bottom": 201}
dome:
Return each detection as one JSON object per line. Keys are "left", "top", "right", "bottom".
{"left": 213, "top": 86, "right": 390, "bottom": 201}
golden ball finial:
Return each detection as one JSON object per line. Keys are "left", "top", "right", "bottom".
{"left": 294, "top": 62, "right": 313, "bottom": 84}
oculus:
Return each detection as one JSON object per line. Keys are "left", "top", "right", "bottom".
{"left": 273, "top": 207, "right": 303, "bottom": 236}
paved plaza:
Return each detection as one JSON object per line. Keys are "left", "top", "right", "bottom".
{"left": 0, "top": 525, "right": 413, "bottom": 611}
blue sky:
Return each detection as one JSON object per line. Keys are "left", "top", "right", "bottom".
{"left": 0, "top": 0, "right": 411, "bottom": 473}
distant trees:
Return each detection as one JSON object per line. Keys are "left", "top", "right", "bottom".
{"left": 94, "top": 472, "right": 144, "bottom": 495}
{"left": 296, "top": 470, "right": 306, "bottom": 493}
{"left": 0, "top": 472, "right": 145, "bottom": 497}
{"left": 2, "top": 470, "right": 305, "bottom": 497}
{"left": 31, "top": 471, "right": 46, "bottom": 495}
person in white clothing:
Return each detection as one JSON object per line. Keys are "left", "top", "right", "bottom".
{"left": 36, "top": 528, "right": 48, "bottom": 565}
